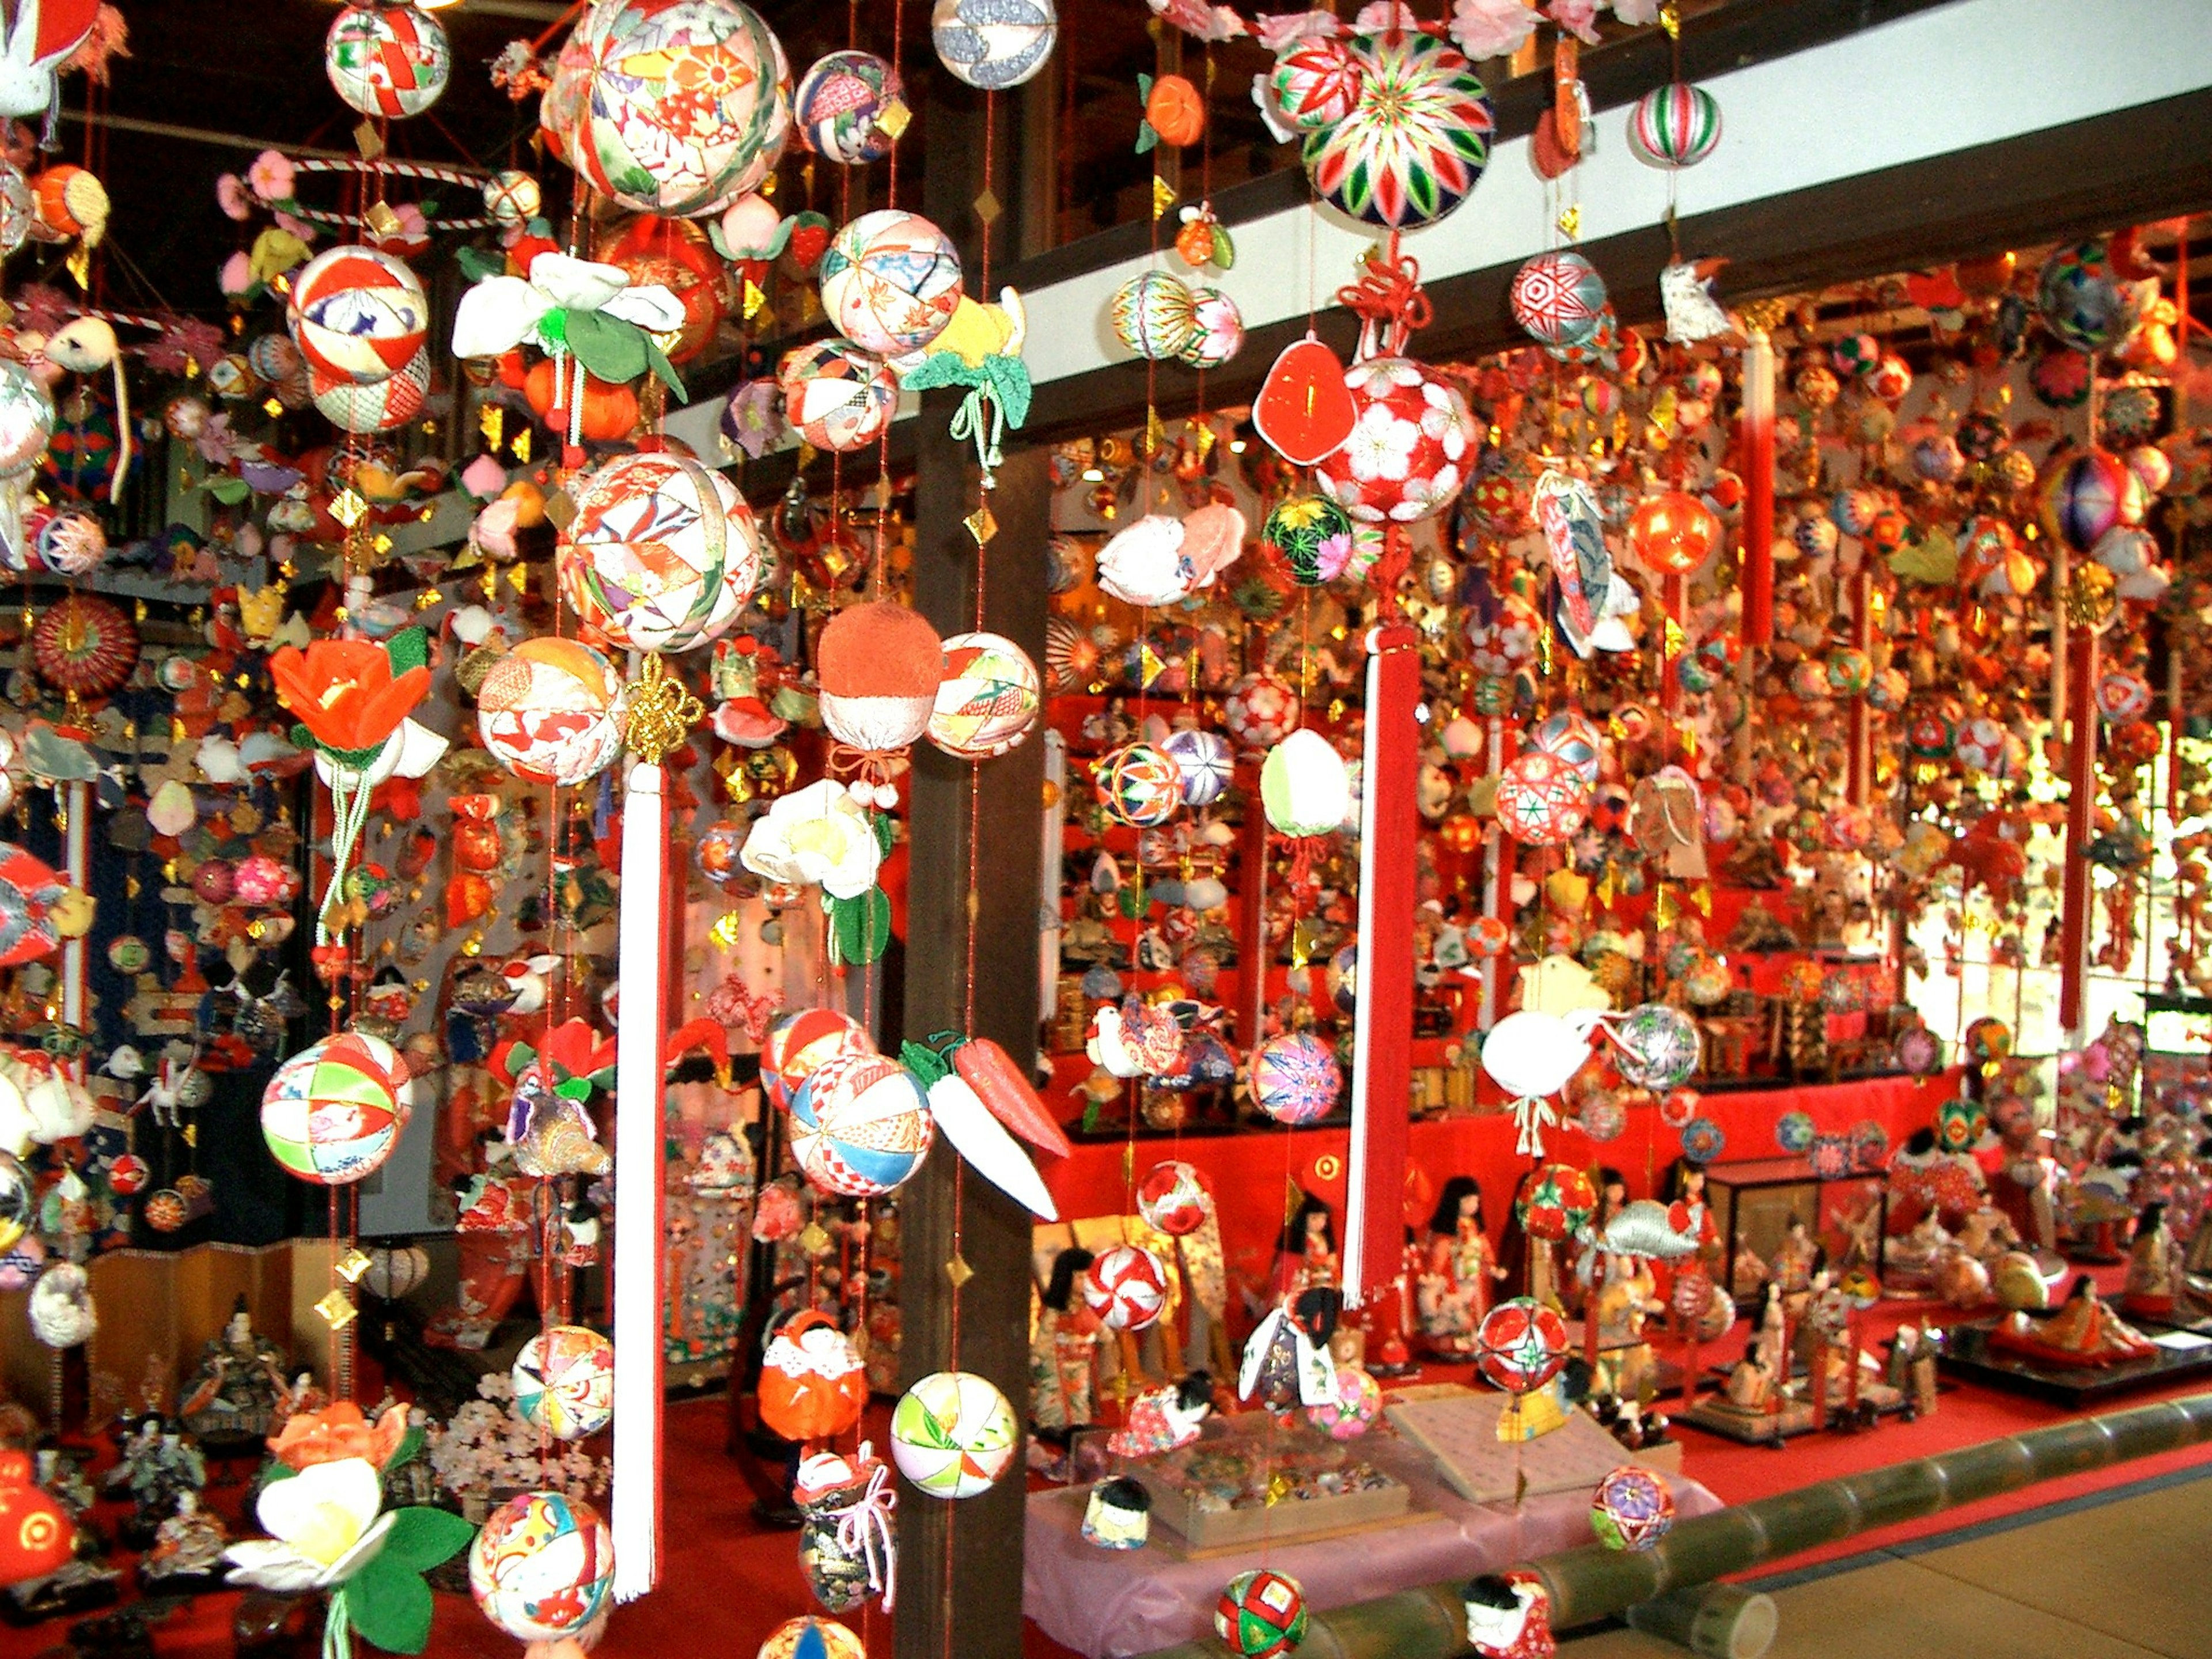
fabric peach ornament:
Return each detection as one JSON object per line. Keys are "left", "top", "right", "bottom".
{"left": 817, "top": 601, "right": 942, "bottom": 805}
{"left": 1260, "top": 729, "right": 1350, "bottom": 838}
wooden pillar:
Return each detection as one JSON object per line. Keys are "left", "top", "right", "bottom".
{"left": 896, "top": 75, "right": 1047, "bottom": 1659}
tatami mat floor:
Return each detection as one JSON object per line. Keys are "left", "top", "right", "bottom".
{"left": 1565, "top": 1470, "right": 2212, "bottom": 1659}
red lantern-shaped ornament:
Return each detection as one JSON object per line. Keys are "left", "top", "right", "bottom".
{"left": 1626, "top": 491, "right": 1721, "bottom": 577}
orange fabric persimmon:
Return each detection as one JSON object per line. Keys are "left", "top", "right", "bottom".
{"left": 1146, "top": 74, "right": 1206, "bottom": 149}
{"left": 1627, "top": 490, "right": 1722, "bottom": 576}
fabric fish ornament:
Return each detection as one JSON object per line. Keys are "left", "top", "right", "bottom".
{"left": 1531, "top": 470, "right": 1639, "bottom": 658}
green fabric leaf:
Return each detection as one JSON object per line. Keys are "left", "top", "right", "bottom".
{"left": 872, "top": 810, "right": 896, "bottom": 857}
{"left": 898, "top": 353, "right": 981, "bottom": 394}
{"left": 456, "top": 246, "right": 503, "bottom": 283}
{"left": 1117, "top": 880, "right": 1149, "bottom": 921}
{"left": 828, "top": 887, "right": 893, "bottom": 967}
{"left": 564, "top": 309, "right": 647, "bottom": 386}
{"left": 384, "top": 627, "right": 429, "bottom": 677}
{"left": 644, "top": 335, "right": 687, "bottom": 402}
{"left": 379, "top": 1505, "right": 475, "bottom": 1573}
{"left": 388, "top": 1423, "right": 426, "bottom": 1471}
{"left": 202, "top": 475, "right": 251, "bottom": 505}
{"left": 1135, "top": 122, "right": 1158, "bottom": 154}
{"left": 988, "top": 358, "right": 1033, "bottom": 430}
{"left": 344, "top": 1556, "right": 434, "bottom": 1655}
{"left": 899, "top": 1040, "right": 949, "bottom": 1086}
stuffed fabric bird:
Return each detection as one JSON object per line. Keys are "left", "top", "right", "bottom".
{"left": 1660, "top": 258, "right": 1743, "bottom": 346}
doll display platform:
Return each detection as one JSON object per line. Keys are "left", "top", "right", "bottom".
{"left": 1940, "top": 1319, "right": 2212, "bottom": 1406}
{"left": 1024, "top": 1403, "right": 1720, "bottom": 1658}
{"left": 1123, "top": 1411, "right": 1414, "bottom": 1552}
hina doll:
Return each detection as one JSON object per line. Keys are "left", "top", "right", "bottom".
{"left": 1106, "top": 1370, "right": 1214, "bottom": 1459}
{"left": 1994, "top": 1274, "right": 2156, "bottom": 1365}
{"left": 2122, "top": 1201, "right": 2177, "bottom": 1319}
{"left": 1271, "top": 1192, "right": 1339, "bottom": 1302}
{"left": 1029, "top": 1248, "right": 1103, "bottom": 1434}
{"left": 1415, "top": 1178, "right": 1503, "bottom": 1357}
{"left": 1766, "top": 1217, "right": 1820, "bottom": 1313}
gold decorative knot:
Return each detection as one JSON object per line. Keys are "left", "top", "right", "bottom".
{"left": 2063, "top": 563, "right": 2116, "bottom": 630}
{"left": 1738, "top": 298, "right": 1790, "bottom": 335}
{"left": 624, "top": 653, "right": 704, "bottom": 764}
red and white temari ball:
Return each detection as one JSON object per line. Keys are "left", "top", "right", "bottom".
{"left": 1249, "top": 1032, "right": 1340, "bottom": 1126}
{"left": 1137, "top": 1159, "right": 1214, "bottom": 1236}
{"left": 286, "top": 245, "right": 429, "bottom": 387}
{"left": 558, "top": 450, "right": 764, "bottom": 653}
{"left": 1096, "top": 741, "right": 1184, "bottom": 828}
{"left": 776, "top": 339, "right": 899, "bottom": 453}
{"left": 1475, "top": 1297, "right": 1569, "bottom": 1393}
{"left": 1494, "top": 749, "right": 1590, "bottom": 846}
{"left": 1509, "top": 251, "right": 1608, "bottom": 350}
{"left": 1081, "top": 1243, "right": 1169, "bottom": 1331}
{"left": 1263, "top": 36, "right": 1365, "bottom": 132}
{"left": 1224, "top": 669, "right": 1299, "bottom": 750}
{"left": 32, "top": 593, "right": 137, "bottom": 698}
{"left": 761, "top": 1007, "right": 875, "bottom": 1109}
{"left": 929, "top": 630, "right": 1041, "bottom": 759}
{"left": 1953, "top": 716, "right": 2014, "bottom": 778}
{"left": 1315, "top": 356, "right": 1478, "bottom": 526}
{"left": 312, "top": 349, "right": 430, "bottom": 434}
{"left": 1626, "top": 81, "right": 1721, "bottom": 168}
{"left": 476, "top": 636, "right": 628, "bottom": 787}
{"left": 326, "top": 2, "right": 451, "bottom": 120}
{"left": 788, "top": 1051, "right": 934, "bottom": 1198}
{"left": 2096, "top": 670, "right": 2153, "bottom": 724}
{"left": 819, "top": 600, "right": 944, "bottom": 753}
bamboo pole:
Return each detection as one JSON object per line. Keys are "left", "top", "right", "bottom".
{"left": 1131, "top": 1392, "right": 2212, "bottom": 1659}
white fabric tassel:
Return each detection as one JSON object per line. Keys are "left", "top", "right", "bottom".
{"left": 609, "top": 758, "right": 665, "bottom": 1600}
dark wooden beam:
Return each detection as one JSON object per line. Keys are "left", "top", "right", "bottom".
{"left": 1018, "top": 83, "right": 2212, "bottom": 444}
{"left": 893, "top": 75, "right": 1051, "bottom": 1659}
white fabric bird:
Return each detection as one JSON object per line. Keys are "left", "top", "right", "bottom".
{"left": 1660, "top": 258, "right": 1743, "bottom": 346}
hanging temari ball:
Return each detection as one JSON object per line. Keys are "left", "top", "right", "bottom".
{"left": 818, "top": 599, "right": 945, "bottom": 762}
{"left": 1613, "top": 1003, "right": 1702, "bottom": 1090}
{"left": 1224, "top": 670, "right": 1299, "bottom": 751}
{"left": 1250, "top": 1032, "right": 1340, "bottom": 1126}
{"left": 1180, "top": 285, "right": 1244, "bottom": 369}
{"left": 930, "top": 0, "right": 1057, "bottom": 91}
{"left": 541, "top": 0, "right": 793, "bottom": 218}
{"left": 929, "top": 631, "right": 1041, "bottom": 759}
{"left": 1216, "top": 1570, "right": 1309, "bottom": 1659}
{"left": 1096, "top": 741, "right": 1184, "bottom": 828}
{"left": 1315, "top": 357, "right": 1478, "bottom": 525}
{"left": 1591, "top": 1465, "right": 1676, "bottom": 1551}
{"left": 1264, "top": 36, "right": 1365, "bottom": 132}
{"left": 468, "top": 1491, "right": 616, "bottom": 1642}
{"left": 1509, "top": 251, "right": 1608, "bottom": 350}
{"left": 1081, "top": 1243, "right": 1169, "bottom": 1331}
{"left": 476, "top": 637, "right": 628, "bottom": 787}
{"left": 286, "top": 245, "right": 429, "bottom": 387}
{"left": 325, "top": 2, "right": 450, "bottom": 120}
{"left": 891, "top": 1369, "right": 1019, "bottom": 1497}
{"left": 789, "top": 1052, "right": 934, "bottom": 1198}
{"left": 776, "top": 339, "right": 899, "bottom": 453}
{"left": 1262, "top": 494, "right": 1357, "bottom": 587}
{"left": 1494, "top": 749, "right": 1590, "bottom": 846}
{"left": 0, "top": 358, "right": 52, "bottom": 473}
{"left": 512, "top": 1325, "right": 616, "bottom": 1440}
{"left": 312, "top": 348, "right": 430, "bottom": 435}
{"left": 1626, "top": 82, "right": 1721, "bottom": 168}
{"left": 1260, "top": 729, "right": 1350, "bottom": 838}
{"left": 558, "top": 450, "right": 764, "bottom": 653}
{"left": 1160, "top": 728, "right": 1233, "bottom": 806}
{"left": 1302, "top": 30, "right": 1493, "bottom": 229}
{"left": 259, "top": 1032, "right": 414, "bottom": 1185}
{"left": 1111, "top": 270, "right": 1199, "bottom": 362}
{"left": 762, "top": 1007, "right": 876, "bottom": 1109}
{"left": 793, "top": 50, "right": 907, "bottom": 165}
{"left": 758, "top": 1620, "right": 865, "bottom": 1659}
{"left": 820, "top": 209, "right": 964, "bottom": 357}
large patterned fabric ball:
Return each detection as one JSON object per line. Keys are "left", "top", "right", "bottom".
{"left": 1591, "top": 1466, "right": 1676, "bottom": 1551}
{"left": 1096, "top": 741, "right": 1184, "bottom": 827}
{"left": 794, "top": 50, "right": 906, "bottom": 165}
{"left": 1302, "top": 31, "right": 1492, "bottom": 229}
{"left": 777, "top": 339, "right": 899, "bottom": 453}
{"left": 468, "top": 1491, "right": 615, "bottom": 1642}
{"left": 1215, "top": 1569, "right": 1309, "bottom": 1659}
{"left": 2039, "top": 447, "right": 2143, "bottom": 554}
{"left": 1475, "top": 1297, "right": 1569, "bottom": 1393}
{"left": 891, "top": 1370, "right": 1018, "bottom": 1498}
{"left": 1137, "top": 1159, "right": 1214, "bottom": 1236}
{"left": 762, "top": 1007, "right": 875, "bottom": 1109}
{"left": 1111, "top": 270, "right": 1198, "bottom": 361}
{"left": 558, "top": 450, "right": 763, "bottom": 653}
{"left": 1265, "top": 37, "right": 1365, "bottom": 131}
{"left": 820, "top": 209, "right": 963, "bottom": 356}
{"left": 326, "top": 3, "right": 450, "bottom": 119}
{"left": 541, "top": 0, "right": 791, "bottom": 217}
{"left": 1262, "top": 493, "right": 1357, "bottom": 587}
{"left": 789, "top": 1052, "right": 934, "bottom": 1198}
{"left": 1315, "top": 356, "right": 1478, "bottom": 525}
{"left": 1225, "top": 671, "right": 1300, "bottom": 750}
{"left": 476, "top": 637, "right": 628, "bottom": 787}
{"left": 2037, "top": 240, "right": 2137, "bottom": 354}
{"left": 1180, "top": 284, "right": 1244, "bottom": 369}
{"left": 1613, "top": 1003, "right": 1701, "bottom": 1090}
{"left": 260, "top": 1033, "right": 412, "bottom": 1185}
{"left": 819, "top": 600, "right": 944, "bottom": 754}
{"left": 1510, "top": 251, "right": 1608, "bottom": 349}
{"left": 1529, "top": 709, "right": 1603, "bottom": 786}
{"left": 286, "top": 246, "right": 429, "bottom": 387}
{"left": 1626, "top": 81, "right": 1720, "bottom": 167}
{"left": 1160, "top": 728, "right": 1233, "bottom": 805}
{"left": 758, "top": 1619, "right": 866, "bottom": 1659}
{"left": 312, "top": 349, "right": 430, "bottom": 434}
{"left": 0, "top": 358, "right": 53, "bottom": 474}
{"left": 1261, "top": 729, "right": 1351, "bottom": 838}
{"left": 929, "top": 631, "right": 1041, "bottom": 759}
{"left": 1307, "top": 1363, "right": 1382, "bottom": 1441}
{"left": 1082, "top": 1244, "right": 1169, "bottom": 1331}
{"left": 1494, "top": 749, "right": 1590, "bottom": 846}
{"left": 930, "top": 0, "right": 1056, "bottom": 90}
{"left": 512, "top": 1325, "right": 616, "bottom": 1440}
{"left": 1250, "top": 1032, "right": 1340, "bottom": 1125}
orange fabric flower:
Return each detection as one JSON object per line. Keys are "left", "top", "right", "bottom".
{"left": 269, "top": 640, "right": 430, "bottom": 759}
{"left": 268, "top": 1401, "right": 409, "bottom": 1471}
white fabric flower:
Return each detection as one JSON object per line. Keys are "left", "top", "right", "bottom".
{"left": 224, "top": 1458, "right": 395, "bottom": 1593}
{"left": 740, "top": 781, "right": 885, "bottom": 901}
{"left": 452, "top": 252, "right": 685, "bottom": 360}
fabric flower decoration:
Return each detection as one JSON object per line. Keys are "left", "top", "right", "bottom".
{"left": 452, "top": 251, "right": 687, "bottom": 395}
{"left": 216, "top": 173, "right": 251, "bottom": 222}
{"left": 1545, "top": 0, "right": 1603, "bottom": 44}
{"left": 270, "top": 634, "right": 431, "bottom": 771}
{"left": 1450, "top": 0, "right": 1540, "bottom": 56}
{"left": 224, "top": 1458, "right": 395, "bottom": 1592}
{"left": 247, "top": 149, "right": 296, "bottom": 204}
{"left": 1252, "top": 9, "right": 1340, "bottom": 49}
{"left": 269, "top": 1403, "right": 410, "bottom": 1472}
{"left": 740, "top": 780, "right": 884, "bottom": 901}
